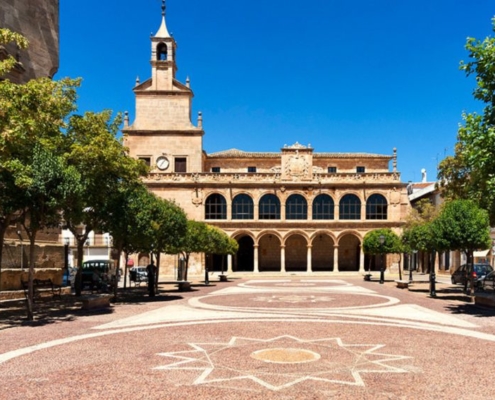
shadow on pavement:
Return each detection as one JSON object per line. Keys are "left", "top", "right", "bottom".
{"left": 444, "top": 303, "right": 495, "bottom": 317}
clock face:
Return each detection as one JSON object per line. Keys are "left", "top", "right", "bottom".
{"left": 156, "top": 156, "right": 170, "bottom": 171}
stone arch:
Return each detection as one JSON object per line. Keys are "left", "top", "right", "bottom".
{"left": 233, "top": 233, "right": 255, "bottom": 272}
{"left": 156, "top": 42, "right": 168, "bottom": 60}
{"left": 258, "top": 231, "right": 282, "bottom": 272}
{"left": 310, "top": 231, "right": 336, "bottom": 272}
{"left": 337, "top": 232, "right": 362, "bottom": 271}
{"left": 284, "top": 232, "right": 308, "bottom": 272}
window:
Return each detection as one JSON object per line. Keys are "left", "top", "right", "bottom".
{"left": 211, "top": 167, "right": 221, "bottom": 173}
{"left": 286, "top": 194, "right": 308, "bottom": 220}
{"left": 259, "top": 194, "right": 281, "bottom": 220}
{"left": 175, "top": 157, "right": 187, "bottom": 173}
{"left": 248, "top": 166, "right": 257, "bottom": 173}
{"left": 232, "top": 194, "right": 254, "bottom": 219}
{"left": 312, "top": 194, "right": 334, "bottom": 220}
{"left": 138, "top": 157, "right": 151, "bottom": 167}
{"left": 339, "top": 194, "right": 361, "bottom": 220}
{"left": 327, "top": 167, "right": 337, "bottom": 173}
{"left": 366, "top": 194, "right": 388, "bottom": 220}
{"left": 205, "top": 194, "right": 227, "bottom": 220}
{"left": 157, "top": 43, "right": 167, "bottom": 61}
{"left": 356, "top": 166, "right": 365, "bottom": 173}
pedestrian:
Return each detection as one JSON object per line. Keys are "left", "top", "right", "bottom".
{"left": 147, "top": 262, "right": 156, "bottom": 297}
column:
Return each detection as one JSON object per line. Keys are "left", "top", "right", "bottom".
{"left": 307, "top": 245, "right": 312, "bottom": 273}
{"left": 227, "top": 254, "right": 233, "bottom": 273}
{"left": 254, "top": 245, "right": 259, "bottom": 273}
{"left": 281, "top": 245, "right": 286, "bottom": 273}
{"left": 333, "top": 245, "right": 339, "bottom": 272}
{"left": 359, "top": 246, "right": 365, "bottom": 273}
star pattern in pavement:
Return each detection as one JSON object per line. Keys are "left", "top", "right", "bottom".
{"left": 154, "top": 335, "right": 415, "bottom": 391}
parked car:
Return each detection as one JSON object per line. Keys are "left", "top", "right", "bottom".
{"left": 81, "top": 260, "right": 117, "bottom": 289}
{"left": 62, "top": 267, "right": 77, "bottom": 287}
{"left": 129, "top": 266, "right": 148, "bottom": 284}
{"left": 482, "top": 270, "right": 495, "bottom": 291}
{"left": 451, "top": 263, "right": 493, "bottom": 289}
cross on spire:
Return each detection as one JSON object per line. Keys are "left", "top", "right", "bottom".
{"left": 162, "top": 0, "right": 166, "bottom": 17}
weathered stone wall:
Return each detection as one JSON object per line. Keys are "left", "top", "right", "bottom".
{"left": 0, "top": 268, "right": 64, "bottom": 290}
{"left": 0, "top": 0, "right": 59, "bottom": 83}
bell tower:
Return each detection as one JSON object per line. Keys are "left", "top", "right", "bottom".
{"left": 123, "top": 0, "right": 204, "bottom": 174}
{"left": 150, "top": 0, "right": 176, "bottom": 91}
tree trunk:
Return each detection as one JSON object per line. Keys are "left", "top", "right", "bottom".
{"left": 26, "top": 231, "right": 38, "bottom": 321}
{"left": 0, "top": 220, "right": 8, "bottom": 292}
{"left": 70, "top": 227, "right": 90, "bottom": 297}
{"left": 156, "top": 252, "right": 161, "bottom": 293}
{"left": 184, "top": 253, "right": 189, "bottom": 281}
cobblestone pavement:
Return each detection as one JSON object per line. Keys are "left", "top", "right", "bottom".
{"left": 1, "top": 276, "right": 495, "bottom": 399}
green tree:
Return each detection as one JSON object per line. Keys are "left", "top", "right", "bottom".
{"left": 431, "top": 199, "right": 491, "bottom": 293}
{"left": 0, "top": 28, "right": 28, "bottom": 76}
{"left": 17, "top": 145, "right": 80, "bottom": 320}
{"left": 205, "top": 226, "right": 239, "bottom": 275}
{"left": 438, "top": 17, "right": 495, "bottom": 223}
{"left": 363, "top": 228, "right": 402, "bottom": 277}
{"left": 61, "top": 110, "right": 148, "bottom": 295}
{"left": 166, "top": 220, "right": 210, "bottom": 281}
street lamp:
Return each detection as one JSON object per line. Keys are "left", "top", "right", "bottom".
{"left": 410, "top": 250, "right": 417, "bottom": 283}
{"left": 64, "top": 237, "right": 70, "bottom": 286}
{"left": 430, "top": 252, "right": 437, "bottom": 298}
{"left": 379, "top": 234, "right": 385, "bottom": 284}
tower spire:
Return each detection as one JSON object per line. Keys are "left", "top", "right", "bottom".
{"left": 154, "top": 0, "right": 171, "bottom": 38}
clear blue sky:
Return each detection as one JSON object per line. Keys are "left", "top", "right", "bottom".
{"left": 58, "top": 0, "right": 495, "bottom": 183}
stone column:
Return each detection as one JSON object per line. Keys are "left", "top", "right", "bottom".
{"left": 227, "top": 254, "right": 233, "bottom": 273}
{"left": 307, "top": 245, "right": 312, "bottom": 273}
{"left": 359, "top": 246, "right": 365, "bottom": 273}
{"left": 254, "top": 245, "right": 259, "bottom": 273}
{"left": 333, "top": 245, "right": 339, "bottom": 272}
{"left": 281, "top": 245, "right": 286, "bottom": 273}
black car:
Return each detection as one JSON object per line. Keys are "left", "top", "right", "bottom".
{"left": 482, "top": 271, "right": 495, "bottom": 291}
{"left": 451, "top": 263, "right": 493, "bottom": 288}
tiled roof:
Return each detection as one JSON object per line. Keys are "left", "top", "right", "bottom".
{"left": 207, "top": 148, "right": 390, "bottom": 159}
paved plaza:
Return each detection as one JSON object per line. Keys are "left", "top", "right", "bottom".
{"left": 1, "top": 277, "right": 495, "bottom": 399}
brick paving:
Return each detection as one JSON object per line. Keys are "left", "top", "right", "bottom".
{"left": 1, "top": 276, "right": 495, "bottom": 399}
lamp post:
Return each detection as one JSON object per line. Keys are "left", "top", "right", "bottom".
{"left": 379, "top": 234, "right": 385, "bottom": 284}
{"left": 429, "top": 252, "right": 437, "bottom": 297}
{"left": 410, "top": 250, "right": 417, "bottom": 283}
{"left": 64, "top": 237, "right": 70, "bottom": 286}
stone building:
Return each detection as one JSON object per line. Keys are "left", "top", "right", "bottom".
{"left": 124, "top": 2, "right": 410, "bottom": 277}
{"left": 0, "top": 0, "right": 59, "bottom": 83}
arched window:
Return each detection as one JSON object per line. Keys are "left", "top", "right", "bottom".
{"left": 205, "top": 194, "right": 227, "bottom": 220}
{"left": 232, "top": 194, "right": 254, "bottom": 220}
{"left": 286, "top": 194, "right": 307, "bottom": 220}
{"left": 339, "top": 194, "right": 361, "bottom": 220}
{"left": 157, "top": 43, "right": 167, "bottom": 61}
{"left": 366, "top": 194, "right": 388, "bottom": 220}
{"left": 259, "top": 194, "right": 280, "bottom": 220}
{"left": 312, "top": 194, "right": 334, "bottom": 220}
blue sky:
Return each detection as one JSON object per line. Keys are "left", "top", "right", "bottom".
{"left": 58, "top": 0, "right": 495, "bottom": 183}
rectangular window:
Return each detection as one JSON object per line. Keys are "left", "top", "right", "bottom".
{"left": 327, "top": 166, "right": 337, "bottom": 173}
{"left": 211, "top": 167, "right": 221, "bottom": 173}
{"left": 175, "top": 157, "right": 187, "bottom": 173}
{"left": 248, "top": 166, "right": 257, "bottom": 173}
{"left": 356, "top": 166, "right": 365, "bottom": 173}
{"left": 138, "top": 157, "right": 151, "bottom": 167}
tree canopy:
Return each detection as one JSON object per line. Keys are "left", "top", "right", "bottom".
{"left": 438, "top": 17, "right": 495, "bottom": 223}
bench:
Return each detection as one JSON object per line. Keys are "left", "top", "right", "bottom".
{"left": 395, "top": 280, "right": 409, "bottom": 289}
{"left": 21, "top": 279, "right": 62, "bottom": 301}
{"left": 81, "top": 294, "right": 112, "bottom": 310}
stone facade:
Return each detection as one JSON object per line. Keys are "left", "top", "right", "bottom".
{"left": 124, "top": 3, "right": 410, "bottom": 277}
{"left": 0, "top": 0, "right": 59, "bottom": 83}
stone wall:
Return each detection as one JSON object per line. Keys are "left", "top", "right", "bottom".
{"left": 0, "top": 268, "right": 64, "bottom": 290}
{"left": 0, "top": 0, "right": 59, "bottom": 83}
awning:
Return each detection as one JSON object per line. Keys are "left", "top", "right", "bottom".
{"left": 473, "top": 250, "right": 490, "bottom": 257}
